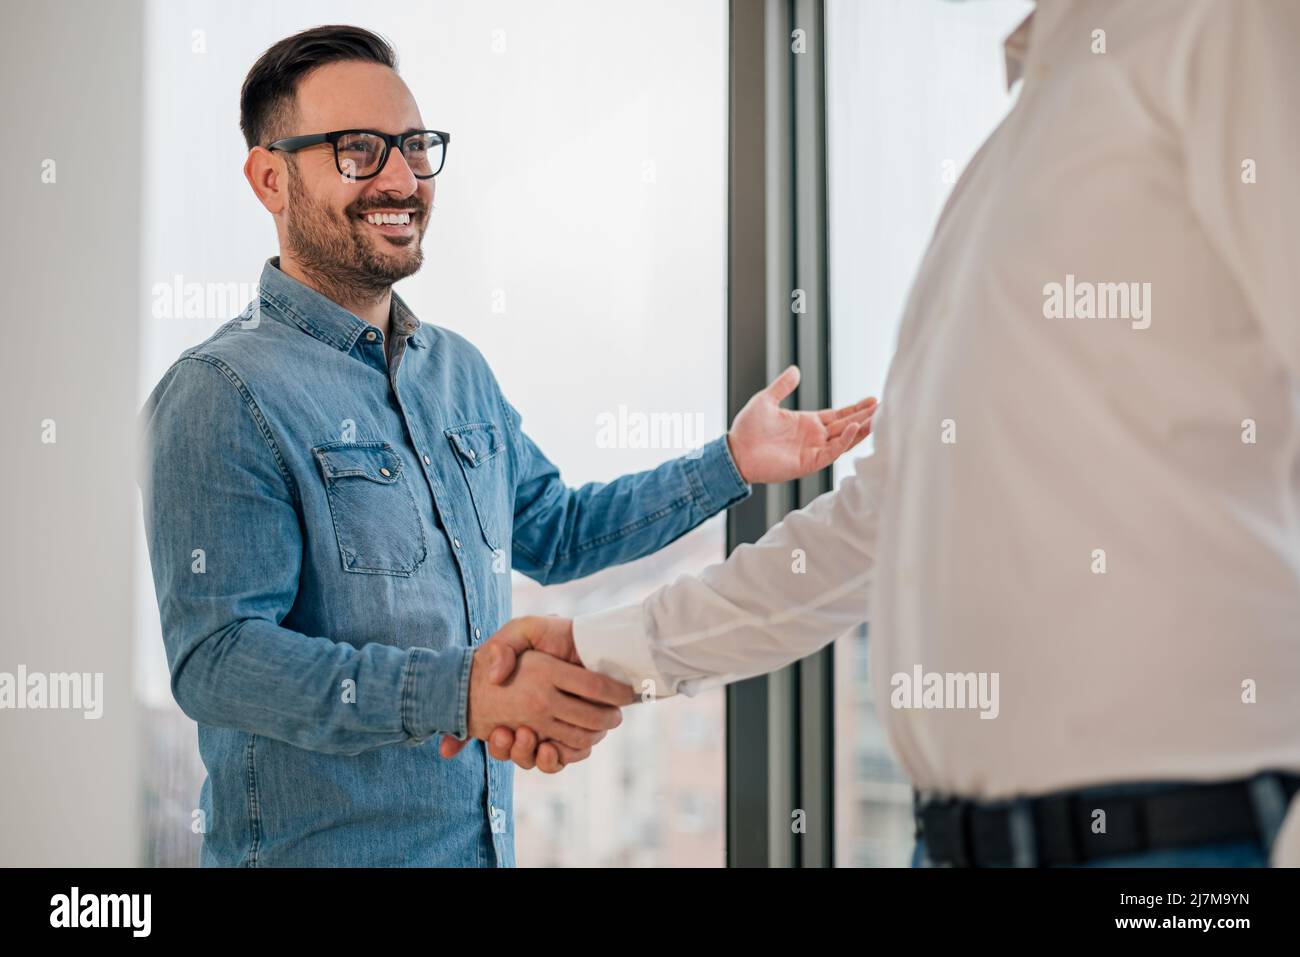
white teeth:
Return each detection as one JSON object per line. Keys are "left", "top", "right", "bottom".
{"left": 364, "top": 212, "right": 412, "bottom": 226}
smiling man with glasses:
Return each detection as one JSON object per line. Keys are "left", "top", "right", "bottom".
{"left": 135, "top": 23, "right": 876, "bottom": 867}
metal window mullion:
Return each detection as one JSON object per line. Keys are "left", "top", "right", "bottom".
{"left": 762, "top": 0, "right": 801, "bottom": 871}
{"left": 726, "top": 0, "right": 776, "bottom": 869}
{"left": 791, "top": 0, "right": 834, "bottom": 869}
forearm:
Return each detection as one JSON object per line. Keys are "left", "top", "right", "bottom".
{"left": 513, "top": 434, "right": 750, "bottom": 585}
{"left": 168, "top": 616, "right": 472, "bottom": 756}
{"left": 574, "top": 450, "right": 884, "bottom": 696}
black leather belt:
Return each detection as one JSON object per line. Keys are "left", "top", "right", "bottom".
{"left": 915, "top": 771, "right": 1300, "bottom": 867}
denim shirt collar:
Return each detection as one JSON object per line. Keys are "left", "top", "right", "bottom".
{"left": 258, "top": 256, "right": 424, "bottom": 352}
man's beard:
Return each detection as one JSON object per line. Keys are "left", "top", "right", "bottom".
{"left": 284, "top": 167, "right": 425, "bottom": 303}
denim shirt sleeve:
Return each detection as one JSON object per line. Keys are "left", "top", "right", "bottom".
{"left": 500, "top": 392, "right": 752, "bottom": 585}
{"left": 138, "top": 355, "right": 472, "bottom": 755}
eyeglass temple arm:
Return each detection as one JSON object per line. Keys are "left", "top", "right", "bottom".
{"left": 267, "top": 134, "right": 330, "bottom": 152}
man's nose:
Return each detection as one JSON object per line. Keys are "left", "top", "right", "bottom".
{"left": 370, "top": 143, "right": 418, "bottom": 194}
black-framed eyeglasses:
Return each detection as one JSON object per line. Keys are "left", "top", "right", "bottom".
{"left": 268, "top": 129, "right": 450, "bottom": 180}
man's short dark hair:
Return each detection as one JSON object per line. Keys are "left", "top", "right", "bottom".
{"left": 239, "top": 24, "right": 398, "bottom": 151}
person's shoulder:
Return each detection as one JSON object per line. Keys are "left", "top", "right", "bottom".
{"left": 140, "top": 312, "right": 286, "bottom": 427}
{"left": 183, "top": 302, "right": 300, "bottom": 370}
{"left": 140, "top": 344, "right": 246, "bottom": 426}
{"left": 418, "top": 323, "right": 503, "bottom": 383}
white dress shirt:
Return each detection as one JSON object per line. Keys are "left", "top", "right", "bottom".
{"left": 575, "top": 0, "right": 1300, "bottom": 801}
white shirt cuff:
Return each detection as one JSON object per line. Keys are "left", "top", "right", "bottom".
{"left": 572, "top": 603, "right": 673, "bottom": 698}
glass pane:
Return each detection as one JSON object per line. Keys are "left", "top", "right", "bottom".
{"left": 826, "top": 0, "right": 1032, "bottom": 868}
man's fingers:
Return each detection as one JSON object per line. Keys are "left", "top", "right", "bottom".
{"left": 552, "top": 659, "right": 637, "bottom": 706}
{"left": 507, "top": 726, "right": 538, "bottom": 769}
{"left": 845, "top": 421, "right": 873, "bottom": 451}
{"left": 537, "top": 745, "right": 564, "bottom": 773}
{"left": 825, "top": 395, "right": 877, "bottom": 422}
{"left": 819, "top": 394, "right": 876, "bottom": 425}
{"left": 537, "top": 742, "right": 583, "bottom": 773}
{"left": 554, "top": 692, "right": 623, "bottom": 732}
{"left": 814, "top": 422, "right": 861, "bottom": 470}
{"left": 539, "top": 718, "right": 601, "bottom": 750}
{"left": 486, "top": 725, "right": 581, "bottom": 774}
{"left": 825, "top": 405, "right": 876, "bottom": 440}
{"left": 488, "top": 726, "right": 518, "bottom": 761}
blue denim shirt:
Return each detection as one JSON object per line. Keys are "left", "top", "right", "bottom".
{"left": 138, "top": 257, "right": 749, "bottom": 866}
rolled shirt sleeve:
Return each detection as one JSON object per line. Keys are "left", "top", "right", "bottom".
{"left": 503, "top": 388, "right": 751, "bottom": 586}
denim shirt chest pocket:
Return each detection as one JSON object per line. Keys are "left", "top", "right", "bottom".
{"left": 311, "top": 440, "right": 429, "bottom": 576}
{"left": 444, "top": 422, "right": 509, "bottom": 554}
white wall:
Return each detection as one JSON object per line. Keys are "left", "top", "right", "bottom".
{"left": 0, "top": 0, "right": 144, "bottom": 866}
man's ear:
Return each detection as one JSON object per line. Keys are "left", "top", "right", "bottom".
{"left": 244, "top": 147, "right": 287, "bottom": 214}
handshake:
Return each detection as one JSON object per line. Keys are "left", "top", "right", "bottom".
{"left": 439, "top": 615, "right": 636, "bottom": 773}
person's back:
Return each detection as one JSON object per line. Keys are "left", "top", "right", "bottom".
{"left": 868, "top": 0, "right": 1300, "bottom": 803}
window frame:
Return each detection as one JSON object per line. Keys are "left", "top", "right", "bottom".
{"left": 725, "top": 0, "right": 835, "bottom": 869}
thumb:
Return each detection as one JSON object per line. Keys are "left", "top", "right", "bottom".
{"left": 439, "top": 735, "right": 469, "bottom": 759}
{"left": 482, "top": 615, "right": 549, "bottom": 683}
{"left": 763, "top": 365, "right": 800, "bottom": 403}
{"left": 483, "top": 641, "right": 520, "bottom": 685}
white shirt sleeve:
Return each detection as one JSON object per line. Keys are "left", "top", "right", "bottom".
{"left": 1181, "top": 0, "right": 1300, "bottom": 377}
{"left": 573, "top": 445, "right": 885, "bottom": 697}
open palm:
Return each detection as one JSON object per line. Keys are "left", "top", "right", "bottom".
{"left": 728, "top": 365, "right": 877, "bottom": 484}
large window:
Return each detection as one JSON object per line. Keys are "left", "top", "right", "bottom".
{"left": 826, "top": 0, "right": 1031, "bottom": 867}
{"left": 136, "top": 0, "right": 728, "bottom": 868}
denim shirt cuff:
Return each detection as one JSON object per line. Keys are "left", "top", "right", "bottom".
{"left": 403, "top": 645, "right": 475, "bottom": 741}
{"left": 684, "top": 435, "right": 752, "bottom": 516}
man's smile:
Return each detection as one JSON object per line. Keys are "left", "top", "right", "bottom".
{"left": 355, "top": 208, "right": 420, "bottom": 238}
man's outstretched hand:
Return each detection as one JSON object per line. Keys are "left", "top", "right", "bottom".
{"left": 438, "top": 618, "right": 633, "bottom": 773}
{"left": 727, "top": 365, "right": 876, "bottom": 484}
